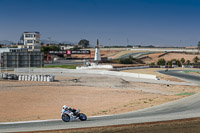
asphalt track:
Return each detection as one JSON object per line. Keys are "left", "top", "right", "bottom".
{"left": 159, "top": 70, "right": 200, "bottom": 85}
{"left": 1, "top": 70, "right": 200, "bottom": 132}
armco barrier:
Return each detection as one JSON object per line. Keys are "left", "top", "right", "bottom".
{"left": 14, "top": 68, "right": 157, "bottom": 80}
{"left": 76, "top": 64, "right": 113, "bottom": 70}
{"left": 115, "top": 66, "right": 149, "bottom": 71}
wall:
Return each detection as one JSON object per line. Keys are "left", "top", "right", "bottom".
{"left": 14, "top": 68, "right": 157, "bottom": 80}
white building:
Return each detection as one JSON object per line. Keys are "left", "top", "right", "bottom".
{"left": 19, "top": 31, "right": 41, "bottom": 51}
{"left": 60, "top": 45, "right": 74, "bottom": 50}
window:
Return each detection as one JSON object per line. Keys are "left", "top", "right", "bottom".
{"left": 25, "top": 34, "right": 33, "bottom": 38}
{"left": 27, "top": 40, "right": 33, "bottom": 43}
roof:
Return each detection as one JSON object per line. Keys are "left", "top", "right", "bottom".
{"left": 23, "top": 31, "right": 40, "bottom": 34}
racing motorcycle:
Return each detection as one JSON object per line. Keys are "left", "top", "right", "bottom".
{"left": 61, "top": 109, "right": 87, "bottom": 122}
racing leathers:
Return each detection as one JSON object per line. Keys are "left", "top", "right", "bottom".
{"left": 61, "top": 107, "right": 77, "bottom": 116}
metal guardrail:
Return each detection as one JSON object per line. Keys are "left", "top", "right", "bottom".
{"left": 115, "top": 66, "right": 149, "bottom": 71}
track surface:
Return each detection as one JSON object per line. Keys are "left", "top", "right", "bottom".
{"left": 1, "top": 70, "right": 200, "bottom": 132}
{"left": 159, "top": 70, "right": 200, "bottom": 85}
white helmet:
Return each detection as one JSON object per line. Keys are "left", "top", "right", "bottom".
{"left": 63, "top": 105, "right": 68, "bottom": 110}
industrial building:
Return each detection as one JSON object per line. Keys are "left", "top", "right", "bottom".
{"left": 19, "top": 31, "right": 41, "bottom": 51}
{"left": 0, "top": 48, "right": 44, "bottom": 68}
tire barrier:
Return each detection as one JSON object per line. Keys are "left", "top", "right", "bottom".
{"left": 0, "top": 73, "right": 55, "bottom": 82}
{"left": 18, "top": 75, "right": 55, "bottom": 82}
{"left": 0, "top": 73, "right": 16, "bottom": 80}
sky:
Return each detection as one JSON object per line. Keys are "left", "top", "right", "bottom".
{"left": 0, "top": 0, "right": 200, "bottom": 47}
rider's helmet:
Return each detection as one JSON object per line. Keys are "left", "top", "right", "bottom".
{"left": 63, "top": 105, "right": 68, "bottom": 110}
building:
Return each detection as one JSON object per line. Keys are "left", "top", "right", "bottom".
{"left": 60, "top": 45, "right": 74, "bottom": 50}
{"left": 19, "top": 31, "right": 41, "bottom": 51}
{"left": 0, "top": 48, "right": 44, "bottom": 68}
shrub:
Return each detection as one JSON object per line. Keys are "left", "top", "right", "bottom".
{"left": 193, "top": 56, "right": 199, "bottom": 64}
{"left": 120, "top": 58, "right": 133, "bottom": 64}
{"left": 157, "top": 58, "right": 166, "bottom": 65}
{"left": 149, "top": 62, "right": 155, "bottom": 66}
{"left": 181, "top": 58, "right": 185, "bottom": 64}
{"left": 168, "top": 59, "right": 181, "bottom": 67}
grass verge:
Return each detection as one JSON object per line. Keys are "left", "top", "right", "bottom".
{"left": 183, "top": 71, "right": 200, "bottom": 74}
{"left": 176, "top": 92, "right": 195, "bottom": 96}
{"left": 43, "top": 65, "right": 76, "bottom": 69}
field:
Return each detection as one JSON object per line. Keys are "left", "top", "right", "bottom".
{"left": 1, "top": 48, "right": 200, "bottom": 132}
{"left": 0, "top": 69, "right": 200, "bottom": 122}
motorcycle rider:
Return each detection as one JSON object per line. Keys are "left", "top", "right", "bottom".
{"left": 61, "top": 105, "right": 68, "bottom": 114}
{"left": 61, "top": 105, "right": 77, "bottom": 115}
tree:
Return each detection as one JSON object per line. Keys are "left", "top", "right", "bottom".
{"left": 186, "top": 60, "right": 191, "bottom": 65}
{"left": 193, "top": 56, "right": 199, "bottom": 64}
{"left": 172, "top": 59, "right": 181, "bottom": 67}
{"left": 167, "top": 59, "right": 181, "bottom": 67}
{"left": 149, "top": 62, "right": 155, "bottom": 66}
{"left": 120, "top": 58, "right": 133, "bottom": 64}
{"left": 180, "top": 58, "right": 185, "bottom": 64}
{"left": 0, "top": 44, "right": 2, "bottom": 48}
{"left": 78, "top": 39, "right": 90, "bottom": 48}
{"left": 41, "top": 45, "right": 60, "bottom": 54}
{"left": 71, "top": 45, "right": 80, "bottom": 50}
{"left": 157, "top": 58, "right": 166, "bottom": 66}
{"left": 120, "top": 56, "right": 133, "bottom": 64}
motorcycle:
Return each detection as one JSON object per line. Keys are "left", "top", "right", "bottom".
{"left": 61, "top": 109, "right": 87, "bottom": 122}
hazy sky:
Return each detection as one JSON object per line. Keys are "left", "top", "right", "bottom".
{"left": 0, "top": 0, "right": 200, "bottom": 46}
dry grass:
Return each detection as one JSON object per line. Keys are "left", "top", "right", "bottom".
{"left": 1, "top": 72, "right": 199, "bottom": 122}
{"left": 142, "top": 53, "right": 200, "bottom": 64}
{"left": 0, "top": 82, "right": 182, "bottom": 122}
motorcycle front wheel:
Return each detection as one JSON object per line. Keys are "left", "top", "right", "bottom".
{"left": 79, "top": 113, "right": 87, "bottom": 121}
{"left": 62, "top": 114, "right": 70, "bottom": 122}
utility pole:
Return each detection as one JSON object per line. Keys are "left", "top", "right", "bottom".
{"left": 127, "top": 38, "right": 129, "bottom": 46}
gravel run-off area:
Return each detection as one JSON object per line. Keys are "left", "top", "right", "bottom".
{"left": 0, "top": 69, "right": 200, "bottom": 123}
